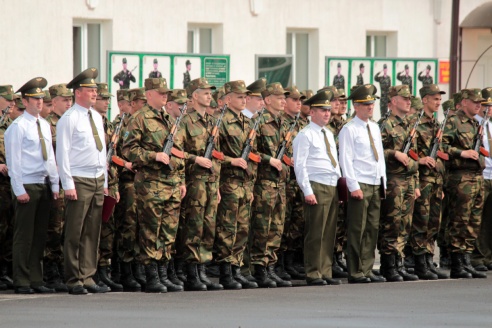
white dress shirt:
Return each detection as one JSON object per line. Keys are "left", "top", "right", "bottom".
{"left": 475, "top": 114, "right": 492, "bottom": 180}
{"left": 241, "top": 108, "right": 255, "bottom": 119}
{"left": 5, "top": 111, "right": 59, "bottom": 196}
{"left": 339, "top": 116, "right": 386, "bottom": 192}
{"left": 56, "top": 103, "right": 107, "bottom": 190}
{"left": 293, "top": 122, "right": 341, "bottom": 196}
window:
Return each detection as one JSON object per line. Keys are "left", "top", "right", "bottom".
{"left": 287, "top": 32, "right": 309, "bottom": 90}
{"left": 73, "top": 22, "right": 101, "bottom": 78}
{"left": 188, "top": 27, "right": 212, "bottom": 54}
{"left": 366, "top": 35, "right": 387, "bottom": 57}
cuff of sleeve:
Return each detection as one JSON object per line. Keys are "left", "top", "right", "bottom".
{"left": 347, "top": 179, "right": 361, "bottom": 193}
{"left": 302, "top": 186, "right": 314, "bottom": 197}
{"left": 63, "top": 179, "right": 75, "bottom": 191}
{"left": 51, "top": 184, "right": 60, "bottom": 194}
{"left": 148, "top": 151, "right": 157, "bottom": 161}
{"left": 261, "top": 154, "right": 271, "bottom": 164}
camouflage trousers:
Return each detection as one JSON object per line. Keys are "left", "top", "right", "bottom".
{"left": 445, "top": 172, "right": 484, "bottom": 253}
{"left": 437, "top": 175, "right": 451, "bottom": 249}
{"left": 214, "top": 178, "right": 253, "bottom": 266}
{"left": 379, "top": 95, "right": 389, "bottom": 118}
{"left": 115, "top": 179, "right": 139, "bottom": 263}
{"left": 179, "top": 178, "right": 218, "bottom": 264}
{"left": 44, "top": 189, "right": 65, "bottom": 264}
{"left": 410, "top": 179, "right": 443, "bottom": 255}
{"left": 0, "top": 181, "right": 13, "bottom": 263}
{"left": 378, "top": 175, "right": 415, "bottom": 257}
{"left": 98, "top": 187, "right": 118, "bottom": 267}
{"left": 334, "top": 202, "right": 347, "bottom": 253}
{"left": 279, "top": 180, "right": 304, "bottom": 253}
{"left": 250, "top": 180, "right": 286, "bottom": 266}
{"left": 136, "top": 176, "right": 181, "bottom": 265}
{"left": 472, "top": 179, "right": 492, "bottom": 266}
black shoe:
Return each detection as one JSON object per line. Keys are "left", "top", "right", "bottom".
{"left": 32, "top": 285, "right": 56, "bottom": 294}
{"left": 348, "top": 276, "right": 370, "bottom": 284}
{"left": 85, "top": 283, "right": 110, "bottom": 293}
{"left": 335, "top": 252, "right": 348, "bottom": 272}
{"left": 0, "top": 282, "right": 7, "bottom": 290}
{"left": 184, "top": 263, "right": 207, "bottom": 291}
{"left": 44, "top": 261, "right": 67, "bottom": 292}
{"left": 198, "top": 264, "right": 223, "bottom": 291}
{"left": 306, "top": 278, "right": 327, "bottom": 286}
{"left": 68, "top": 285, "right": 88, "bottom": 295}
{"left": 253, "top": 265, "right": 276, "bottom": 288}
{"left": 380, "top": 254, "right": 404, "bottom": 282}
{"left": 219, "top": 263, "right": 242, "bottom": 290}
{"left": 404, "top": 254, "right": 415, "bottom": 269}
{"left": 132, "top": 261, "right": 147, "bottom": 289}
{"left": 367, "top": 274, "right": 386, "bottom": 283}
{"left": 473, "top": 264, "right": 488, "bottom": 272}
{"left": 396, "top": 255, "right": 419, "bottom": 281}
{"left": 487, "top": 263, "right": 492, "bottom": 270}
{"left": 439, "top": 247, "right": 451, "bottom": 270}
{"left": 450, "top": 253, "right": 472, "bottom": 279}
{"left": 14, "top": 286, "right": 34, "bottom": 294}
{"left": 168, "top": 258, "right": 184, "bottom": 287}
{"left": 0, "top": 261, "right": 13, "bottom": 289}
{"left": 463, "top": 254, "right": 487, "bottom": 279}
{"left": 175, "top": 258, "right": 187, "bottom": 283}
{"left": 120, "top": 261, "right": 142, "bottom": 292}
{"left": 205, "top": 263, "right": 220, "bottom": 278}
{"left": 98, "top": 266, "right": 124, "bottom": 292}
{"left": 332, "top": 262, "right": 349, "bottom": 278}
{"left": 426, "top": 254, "right": 449, "bottom": 279}
{"left": 414, "top": 254, "right": 438, "bottom": 280}
{"left": 231, "top": 265, "right": 257, "bottom": 289}
{"left": 157, "top": 261, "right": 183, "bottom": 292}
{"left": 144, "top": 261, "right": 167, "bottom": 293}
{"left": 324, "top": 277, "right": 342, "bottom": 285}
{"left": 267, "top": 265, "right": 292, "bottom": 287}
{"left": 284, "top": 251, "right": 305, "bottom": 279}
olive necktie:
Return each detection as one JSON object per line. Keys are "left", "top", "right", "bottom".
{"left": 88, "top": 110, "right": 103, "bottom": 152}
{"left": 367, "top": 124, "right": 379, "bottom": 162}
{"left": 487, "top": 121, "right": 492, "bottom": 159}
{"left": 36, "top": 119, "right": 48, "bottom": 161}
{"left": 321, "top": 129, "right": 337, "bottom": 167}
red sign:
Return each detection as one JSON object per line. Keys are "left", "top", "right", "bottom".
{"left": 439, "top": 61, "right": 450, "bottom": 84}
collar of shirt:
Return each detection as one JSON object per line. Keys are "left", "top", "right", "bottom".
{"left": 353, "top": 115, "right": 370, "bottom": 128}
{"left": 242, "top": 108, "right": 255, "bottom": 119}
{"left": 308, "top": 121, "right": 325, "bottom": 133}
{"left": 22, "top": 111, "right": 40, "bottom": 123}
{"left": 475, "top": 114, "right": 484, "bottom": 124}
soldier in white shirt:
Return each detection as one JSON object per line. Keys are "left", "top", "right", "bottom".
{"left": 339, "top": 84, "right": 387, "bottom": 284}
{"left": 293, "top": 90, "right": 342, "bottom": 286}
{"left": 56, "top": 68, "right": 108, "bottom": 295}
{"left": 5, "top": 77, "right": 59, "bottom": 294}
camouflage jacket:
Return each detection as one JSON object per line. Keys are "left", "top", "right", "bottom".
{"left": 414, "top": 112, "right": 445, "bottom": 180}
{"left": 282, "top": 111, "right": 308, "bottom": 181}
{"left": 328, "top": 115, "right": 344, "bottom": 137}
{"left": 332, "top": 75, "right": 345, "bottom": 90}
{"left": 103, "top": 116, "right": 119, "bottom": 195}
{"left": 148, "top": 71, "right": 162, "bottom": 78}
{"left": 218, "top": 107, "right": 258, "bottom": 182}
{"left": 0, "top": 125, "right": 9, "bottom": 185}
{"left": 442, "top": 110, "right": 485, "bottom": 172}
{"left": 374, "top": 73, "right": 391, "bottom": 95}
{"left": 380, "top": 114, "right": 419, "bottom": 178}
{"left": 116, "top": 113, "right": 137, "bottom": 182}
{"left": 418, "top": 73, "right": 433, "bottom": 86}
{"left": 113, "top": 70, "right": 136, "bottom": 89}
{"left": 174, "top": 108, "right": 221, "bottom": 181}
{"left": 121, "top": 105, "right": 185, "bottom": 184}
{"left": 396, "top": 73, "right": 413, "bottom": 94}
{"left": 356, "top": 74, "right": 364, "bottom": 86}
{"left": 45, "top": 112, "right": 61, "bottom": 152}
{"left": 256, "top": 108, "right": 289, "bottom": 182}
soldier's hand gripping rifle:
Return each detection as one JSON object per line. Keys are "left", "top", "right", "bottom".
{"left": 275, "top": 113, "right": 300, "bottom": 167}
{"left": 0, "top": 106, "right": 11, "bottom": 126}
{"left": 402, "top": 109, "right": 424, "bottom": 161}
{"left": 473, "top": 106, "right": 491, "bottom": 158}
{"left": 162, "top": 103, "right": 187, "bottom": 170}
{"left": 240, "top": 108, "right": 264, "bottom": 163}
{"left": 203, "top": 105, "right": 227, "bottom": 170}
{"left": 429, "top": 108, "right": 451, "bottom": 161}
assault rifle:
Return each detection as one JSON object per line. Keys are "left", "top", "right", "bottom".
{"left": 0, "top": 106, "right": 11, "bottom": 126}
{"left": 378, "top": 108, "right": 391, "bottom": 130}
{"left": 429, "top": 108, "right": 450, "bottom": 161}
{"left": 240, "top": 108, "right": 264, "bottom": 163}
{"left": 203, "top": 105, "right": 226, "bottom": 167}
{"left": 473, "top": 106, "right": 491, "bottom": 158}
{"left": 107, "top": 113, "right": 127, "bottom": 166}
{"left": 275, "top": 113, "right": 300, "bottom": 166}
{"left": 402, "top": 110, "right": 424, "bottom": 161}
{"left": 162, "top": 104, "right": 187, "bottom": 170}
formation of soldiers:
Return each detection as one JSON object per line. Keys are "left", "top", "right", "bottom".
{"left": 0, "top": 67, "right": 490, "bottom": 295}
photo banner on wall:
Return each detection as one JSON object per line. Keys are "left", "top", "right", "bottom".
{"left": 107, "top": 51, "right": 230, "bottom": 120}
{"left": 326, "top": 57, "right": 438, "bottom": 120}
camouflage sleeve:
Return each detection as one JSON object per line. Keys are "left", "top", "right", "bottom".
{"left": 396, "top": 72, "right": 403, "bottom": 81}
{"left": 442, "top": 118, "right": 461, "bottom": 158}
{"left": 380, "top": 122, "right": 397, "bottom": 161}
{"left": 113, "top": 72, "right": 121, "bottom": 83}
{"left": 121, "top": 115, "right": 157, "bottom": 168}
{"left": 374, "top": 72, "right": 381, "bottom": 82}
{"left": 173, "top": 118, "right": 197, "bottom": 164}
{"left": 418, "top": 72, "right": 423, "bottom": 81}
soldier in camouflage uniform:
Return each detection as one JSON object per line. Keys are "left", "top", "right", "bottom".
{"left": 418, "top": 65, "right": 433, "bottom": 86}
{"left": 442, "top": 88, "right": 487, "bottom": 279}
{"left": 276, "top": 86, "right": 307, "bottom": 281}
{"left": 378, "top": 85, "right": 420, "bottom": 282}
{"left": 0, "top": 85, "right": 16, "bottom": 290}
{"left": 356, "top": 63, "right": 365, "bottom": 86}
{"left": 332, "top": 63, "right": 345, "bottom": 90}
{"left": 42, "top": 84, "right": 73, "bottom": 292}
{"left": 40, "top": 90, "right": 52, "bottom": 119}
{"left": 113, "top": 58, "right": 136, "bottom": 90}
{"left": 409, "top": 84, "right": 449, "bottom": 280}
{"left": 148, "top": 58, "right": 162, "bottom": 78}
{"left": 397, "top": 65, "right": 413, "bottom": 95}
{"left": 213, "top": 80, "right": 259, "bottom": 290}
{"left": 409, "top": 96, "right": 423, "bottom": 115}
{"left": 374, "top": 64, "right": 392, "bottom": 118}
{"left": 183, "top": 60, "right": 191, "bottom": 89}
{"left": 300, "top": 90, "right": 314, "bottom": 120}
{"left": 250, "top": 82, "right": 292, "bottom": 288}
{"left": 174, "top": 77, "right": 224, "bottom": 292}
{"left": 122, "top": 78, "right": 186, "bottom": 293}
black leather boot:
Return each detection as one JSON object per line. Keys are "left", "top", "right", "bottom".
{"left": 175, "top": 258, "right": 187, "bottom": 283}
{"left": 396, "top": 255, "right": 419, "bottom": 281}
{"left": 132, "top": 260, "right": 147, "bottom": 289}
{"left": 206, "top": 263, "right": 220, "bottom": 278}
{"left": 167, "top": 258, "right": 184, "bottom": 286}
{"left": 184, "top": 263, "right": 207, "bottom": 291}
{"left": 120, "top": 261, "right": 141, "bottom": 292}
{"left": 157, "top": 261, "right": 184, "bottom": 292}
{"left": 219, "top": 262, "right": 242, "bottom": 290}
{"left": 144, "top": 261, "right": 167, "bottom": 293}
{"left": 111, "top": 256, "right": 121, "bottom": 284}
{"left": 463, "top": 253, "right": 487, "bottom": 278}
{"left": 275, "top": 252, "right": 292, "bottom": 281}
{"left": 414, "top": 254, "right": 437, "bottom": 280}
{"left": 332, "top": 259, "right": 349, "bottom": 278}
{"left": 284, "top": 251, "right": 305, "bottom": 280}
{"left": 439, "top": 246, "right": 450, "bottom": 270}
{"left": 267, "top": 265, "right": 292, "bottom": 287}
{"left": 380, "top": 254, "right": 403, "bottom": 282}
{"left": 426, "top": 253, "right": 449, "bottom": 279}
{"left": 98, "top": 266, "right": 124, "bottom": 292}
{"left": 253, "top": 265, "right": 276, "bottom": 288}
{"left": 335, "top": 252, "right": 348, "bottom": 272}
{"left": 197, "top": 264, "right": 223, "bottom": 290}
{"left": 0, "top": 261, "right": 13, "bottom": 289}
{"left": 450, "top": 253, "right": 472, "bottom": 279}
{"left": 231, "top": 265, "right": 258, "bottom": 289}
{"left": 45, "top": 261, "right": 68, "bottom": 292}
